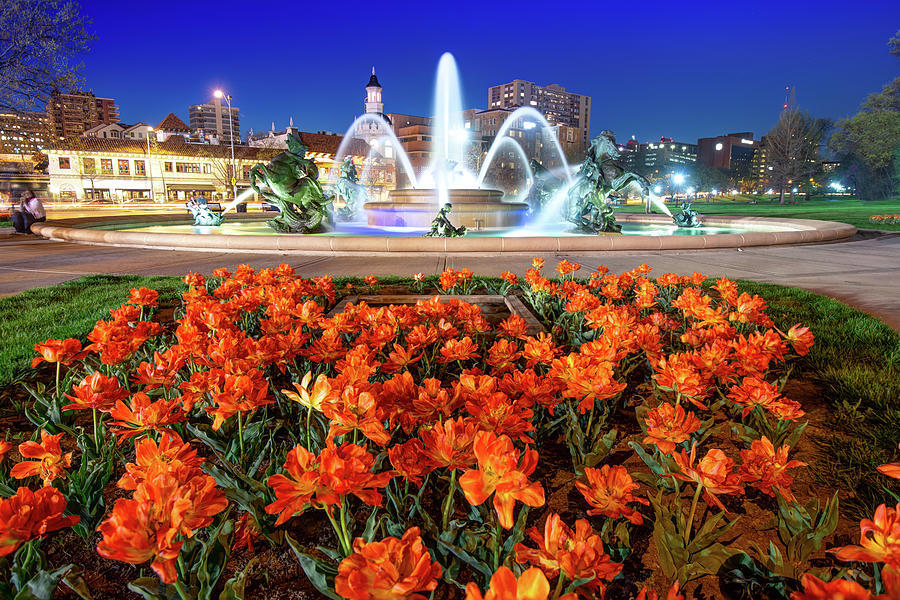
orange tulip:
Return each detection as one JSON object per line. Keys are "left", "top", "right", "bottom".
{"left": 324, "top": 385, "right": 392, "bottom": 446}
{"left": 108, "top": 392, "right": 185, "bottom": 443}
{"left": 32, "top": 338, "right": 87, "bottom": 368}
{"left": 790, "top": 574, "right": 872, "bottom": 600}
{"left": 63, "top": 371, "right": 129, "bottom": 412}
{"left": 514, "top": 513, "right": 622, "bottom": 590}
{"left": 465, "top": 392, "right": 535, "bottom": 444}
{"left": 419, "top": 417, "right": 478, "bottom": 471}
{"left": 131, "top": 348, "right": 187, "bottom": 390}
{"left": 643, "top": 402, "right": 701, "bottom": 455}
{"left": 777, "top": 323, "right": 815, "bottom": 357}
{"left": 0, "top": 487, "right": 80, "bottom": 557}
{"left": 739, "top": 437, "right": 806, "bottom": 502}
{"left": 878, "top": 444, "right": 900, "bottom": 480}
{"left": 498, "top": 314, "right": 529, "bottom": 339}
{"left": 232, "top": 512, "right": 262, "bottom": 553}
{"left": 727, "top": 376, "right": 805, "bottom": 421}
{"left": 635, "top": 581, "right": 685, "bottom": 600}
{"left": 575, "top": 465, "right": 649, "bottom": 525}
{"left": 672, "top": 444, "right": 744, "bottom": 511}
{"left": 831, "top": 503, "right": 900, "bottom": 568}
{"left": 335, "top": 527, "right": 441, "bottom": 600}
{"left": 652, "top": 353, "right": 709, "bottom": 408}
{"left": 458, "top": 431, "right": 545, "bottom": 529}
{"left": 265, "top": 444, "right": 324, "bottom": 526}
{"left": 465, "top": 566, "right": 576, "bottom": 600}
{"left": 10, "top": 430, "right": 72, "bottom": 486}
{"left": 127, "top": 286, "right": 159, "bottom": 307}
{"left": 439, "top": 336, "right": 480, "bottom": 363}
{"left": 205, "top": 371, "right": 274, "bottom": 431}
{"left": 521, "top": 333, "right": 559, "bottom": 368}
{"left": 388, "top": 439, "right": 435, "bottom": 487}
{"left": 117, "top": 433, "right": 205, "bottom": 491}
{"left": 0, "top": 440, "right": 11, "bottom": 463}
{"left": 555, "top": 260, "right": 581, "bottom": 276}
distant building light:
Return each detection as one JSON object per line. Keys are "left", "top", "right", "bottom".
{"left": 523, "top": 121, "right": 536, "bottom": 130}
{"left": 740, "top": 138, "right": 753, "bottom": 144}
{"left": 715, "top": 143, "right": 723, "bottom": 151}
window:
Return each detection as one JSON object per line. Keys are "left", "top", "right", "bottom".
{"left": 134, "top": 160, "right": 146, "bottom": 175}
{"left": 164, "top": 162, "right": 172, "bottom": 172}
{"left": 175, "top": 162, "right": 200, "bottom": 173}
{"left": 82, "top": 157, "right": 96, "bottom": 174}
{"left": 100, "top": 159, "right": 113, "bottom": 174}
{"left": 203, "top": 164, "right": 211, "bottom": 174}
{"left": 118, "top": 159, "right": 129, "bottom": 175}
{"left": 58, "top": 157, "right": 70, "bottom": 169}
{"left": 242, "top": 165, "right": 251, "bottom": 179}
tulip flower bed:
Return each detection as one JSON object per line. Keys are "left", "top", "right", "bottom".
{"left": 2, "top": 261, "right": 899, "bottom": 600}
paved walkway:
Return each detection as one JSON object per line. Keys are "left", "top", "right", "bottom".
{"left": 2, "top": 228, "right": 899, "bottom": 331}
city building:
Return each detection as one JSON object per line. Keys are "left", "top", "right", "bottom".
{"left": 83, "top": 122, "right": 152, "bottom": 141}
{"left": 155, "top": 113, "right": 192, "bottom": 143}
{"left": 45, "top": 131, "right": 377, "bottom": 203}
{"left": 619, "top": 138, "right": 698, "bottom": 180}
{"left": 248, "top": 119, "right": 301, "bottom": 147}
{"left": 189, "top": 96, "right": 240, "bottom": 144}
{"left": 0, "top": 110, "right": 51, "bottom": 154}
{"left": 697, "top": 132, "right": 759, "bottom": 179}
{"left": 47, "top": 91, "right": 119, "bottom": 140}
{"left": 487, "top": 79, "right": 591, "bottom": 154}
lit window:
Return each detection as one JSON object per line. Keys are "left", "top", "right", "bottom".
{"left": 58, "top": 157, "right": 70, "bottom": 169}
{"left": 118, "top": 159, "right": 129, "bottom": 175}
{"left": 134, "top": 160, "right": 146, "bottom": 175}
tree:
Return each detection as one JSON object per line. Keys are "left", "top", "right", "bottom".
{"left": 829, "top": 31, "right": 900, "bottom": 201}
{"left": 687, "top": 162, "right": 730, "bottom": 194}
{"left": 0, "top": 0, "right": 94, "bottom": 112}
{"left": 764, "top": 96, "right": 828, "bottom": 204}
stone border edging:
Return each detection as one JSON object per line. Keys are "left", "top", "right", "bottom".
{"left": 31, "top": 213, "right": 857, "bottom": 254}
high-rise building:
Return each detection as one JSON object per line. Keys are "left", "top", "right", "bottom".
{"left": 487, "top": 80, "right": 591, "bottom": 153}
{"left": 619, "top": 138, "right": 698, "bottom": 180}
{"left": 0, "top": 110, "right": 51, "bottom": 154}
{"left": 189, "top": 97, "right": 240, "bottom": 144}
{"left": 697, "top": 132, "right": 759, "bottom": 179}
{"left": 47, "top": 91, "right": 119, "bottom": 140}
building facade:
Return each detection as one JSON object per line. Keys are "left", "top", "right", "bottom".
{"left": 620, "top": 138, "right": 698, "bottom": 180}
{"left": 697, "top": 132, "right": 759, "bottom": 179}
{"left": 188, "top": 97, "right": 240, "bottom": 144}
{"left": 83, "top": 122, "right": 152, "bottom": 141}
{"left": 487, "top": 79, "right": 591, "bottom": 154}
{"left": 45, "top": 132, "right": 378, "bottom": 203}
{"left": 48, "top": 91, "right": 119, "bottom": 140}
{"left": 0, "top": 111, "right": 51, "bottom": 154}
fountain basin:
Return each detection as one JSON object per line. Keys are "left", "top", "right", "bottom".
{"left": 365, "top": 189, "right": 527, "bottom": 229}
{"left": 31, "top": 214, "right": 857, "bottom": 254}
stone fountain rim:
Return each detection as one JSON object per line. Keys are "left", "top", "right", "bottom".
{"left": 31, "top": 213, "right": 857, "bottom": 255}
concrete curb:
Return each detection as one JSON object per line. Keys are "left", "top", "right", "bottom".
{"left": 31, "top": 213, "right": 857, "bottom": 255}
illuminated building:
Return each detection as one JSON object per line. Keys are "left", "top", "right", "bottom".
{"left": 0, "top": 111, "right": 50, "bottom": 154}
{"left": 45, "top": 131, "right": 373, "bottom": 202}
{"left": 48, "top": 91, "right": 119, "bottom": 140}
{"left": 697, "top": 132, "right": 759, "bottom": 178}
{"left": 619, "top": 138, "right": 697, "bottom": 179}
{"left": 487, "top": 79, "right": 591, "bottom": 153}
{"left": 189, "top": 96, "right": 240, "bottom": 144}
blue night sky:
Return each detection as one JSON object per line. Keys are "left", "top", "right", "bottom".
{"left": 80, "top": 0, "right": 898, "bottom": 144}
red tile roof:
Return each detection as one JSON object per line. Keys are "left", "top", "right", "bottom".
{"left": 156, "top": 113, "right": 190, "bottom": 132}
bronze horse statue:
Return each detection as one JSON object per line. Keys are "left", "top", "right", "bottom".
{"left": 567, "top": 131, "right": 652, "bottom": 233}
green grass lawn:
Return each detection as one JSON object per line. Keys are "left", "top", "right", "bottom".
{"left": 0, "top": 274, "right": 185, "bottom": 384}
{"left": 620, "top": 196, "right": 900, "bottom": 231}
{"left": 0, "top": 274, "right": 897, "bottom": 517}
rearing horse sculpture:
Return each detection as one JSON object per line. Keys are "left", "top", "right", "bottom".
{"left": 567, "top": 131, "right": 651, "bottom": 233}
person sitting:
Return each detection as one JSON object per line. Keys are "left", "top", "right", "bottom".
{"left": 11, "top": 191, "right": 46, "bottom": 234}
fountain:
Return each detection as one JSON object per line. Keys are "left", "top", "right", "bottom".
{"left": 30, "top": 51, "right": 860, "bottom": 252}
{"left": 362, "top": 53, "right": 529, "bottom": 231}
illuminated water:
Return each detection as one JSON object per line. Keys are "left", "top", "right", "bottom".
{"left": 91, "top": 220, "right": 794, "bottom": 237}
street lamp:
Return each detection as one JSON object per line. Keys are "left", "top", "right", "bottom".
{"left": 214, "top": 89, "right": 238, "bottom": 202}
{"left": 145, "top": 126, "right": 155, "bottom": 202}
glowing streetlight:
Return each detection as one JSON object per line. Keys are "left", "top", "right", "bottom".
{"left": 214, "top": 89, "right": 238, "bottom": 202}
{"left": 673, "top": 173, "right": 685, "bottom": 185}
{"left": 653, "top": 185, "right": 662, "bottom": 194}
{"left": 711, "top": 188, "right": 718, "bottom": 195}
{"left": 144, "top": 126, "right": 157, "bottom": 202}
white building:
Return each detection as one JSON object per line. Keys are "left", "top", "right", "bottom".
{"left": 45, "top": 133, "right": 376, "bottom": 203}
